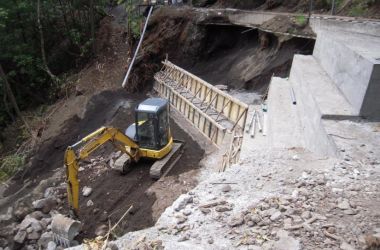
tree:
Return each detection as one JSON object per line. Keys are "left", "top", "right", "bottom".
{"left": 0, "top": 64, "right": 31, "bottom": 135}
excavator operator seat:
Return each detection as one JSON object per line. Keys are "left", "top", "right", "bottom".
{"left": 135, "top": 98, "right": 170, "bottom": 150}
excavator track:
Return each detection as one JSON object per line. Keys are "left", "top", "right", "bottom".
{"left": 150, "top": 142, "right": 184, "bottom": 179}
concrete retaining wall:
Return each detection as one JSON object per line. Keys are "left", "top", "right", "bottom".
{"left": 313, "top": 31, "right": 380, "bottom": 118}
{"left": 289, "top": 55, "right": 339, "bottom": 157}
{"left": 309, "top": 17, "right": 380, "bottom": 38}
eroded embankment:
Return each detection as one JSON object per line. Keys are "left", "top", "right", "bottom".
{"left": 129, "top": 7, "right": 314, "bottom": 93}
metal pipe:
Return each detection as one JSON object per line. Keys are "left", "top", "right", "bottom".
{"left": 122, "top": 6, "right": 153, "bottom": 88}
{"left": 290, "top": 87, "right": 297, "bottom": 105}
{"left": 250, "top": 113, "right": 257, "bottom": 138}
{"left": 245, "top": 110, "right": 256, "bottom": 133}
{"left": 262, "top": 111, "right": 268, "bottom": 136}
{"left": 256, "top": 112, "right": 262, "bottom": 132}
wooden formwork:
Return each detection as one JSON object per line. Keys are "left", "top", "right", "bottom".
{"left": 155, "top": 79, "right": 226, "bottom": 145}
{"left": 161, "top": 60, "right": 248, "bottom": 129}
{"left": 154, "top": 60, "right": 248, "bottom": 152}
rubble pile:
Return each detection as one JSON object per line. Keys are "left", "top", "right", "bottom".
{"left": 0, "top": 156, "right": 108, "bottom": 250}
{"left": 106, "top": 138, "right": 379, "bottom": 250}
{"left": 0, "top": 183, "right": 68, "bottom": 250}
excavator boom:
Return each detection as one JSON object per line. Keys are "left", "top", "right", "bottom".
{"left": 64, "top": 126, "right": 140, "bottom": 215}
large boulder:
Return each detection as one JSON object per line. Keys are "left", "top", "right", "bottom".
{"left": 13, "top": 202, "right": 32, "bottom": 221}
{"left": 18, "top": 216, "right": 39, "bottom": 230}
{"left": 38, "top": 232, "right": 53, "bottom": 249}
{"left": 13, "top": 230, "right": 27, "bottom": 244}
{"left": 32, "top": 197, "right": 57, "bottom": 214}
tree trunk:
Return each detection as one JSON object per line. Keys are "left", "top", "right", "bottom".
{"left": 37, "top": 0, "right": 59, "bottom": 85}
{"left": 0, "top": 65, "right": 31, "bottom": 134}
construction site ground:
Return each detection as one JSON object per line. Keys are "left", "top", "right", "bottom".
{"left": 0, "top": 2, "right": 380, "bottom": 250}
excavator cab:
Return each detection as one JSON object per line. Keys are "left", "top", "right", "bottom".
{"left": 135, "top": 98, "right": 170, "bottom": 150}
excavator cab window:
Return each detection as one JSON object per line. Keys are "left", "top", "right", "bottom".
{"left": 157, "top": 106, "right": 169, "bottom": 147}
{"left": 136, "top": 112, "right": 156, "bottom": 149}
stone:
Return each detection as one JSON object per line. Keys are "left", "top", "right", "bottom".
{"left": 344, "top": 209, "right": 358, "bottom": 215}
{"left": 47, "top": 241, "right": 57, "bottom": 250}
{"left": 27, "top": 230, "right": 40, "bottom": 240}
{"left": 14, "top": 203, "right": 32, "bottom": 221}
{"left": 82, "top": 186, "right": 92, "bottom": 197}
{"left": 221, "top": 185, "right": 232, "bottom": 193}
{"left": 19, "top": 216, "right": 39, "bottom": 230}
{"left": 247, "top": 221, "right": 255, "bottom": 227}
{"left": 95, "top": 224, "right": 108, "bottom": 236}
{"left": 44, "top": 187, "right": 55, "bottom": 198}
{"left": 340, "top": 241, "right": 355, "bottom": 250}
{"left": 40, "top": 218, "right": 52, "bottom": 229}
{"left": 270, "top": 211, "right": 282, "bottom": 221}
{"left": 30, "top": 220, "right": 43, "bottom": 232}
{"left": 207, "top": 237, "right": 214, "bottom": 244}
{"left": 337, "top": 200, "right": 351, "bottom": 210}
{"left": 38, "top": 232, "right": 53, "bottom": 248}
{"left": 110, "top": 154, "right": 130, "bottom": 171}
{"left": 174, "top": 195, "right": 193, "bottom": 212}
{"left": 301, "top": 211, "right": 311, "bottom": 220}
{"left": 176, "top": 215, "right": 187, "bottom": 224}
{"left": 14, "top": 230, "right": 27, "bottom": 244}
{"left": 87, "top": 200, "right": 94, "bottom": 207}
{"left": 29, "top": 211, "right": 45, "bottom": 220}
{"left": 272, "top": 230, "right": 300, "bottom": 250}
{"left": 251, "top": 214, "right": 260, "bottom": 223}
{"left": 177, "top": 234, "right": 189, "bottom": 242}
{"left": 215, "top": 206, "right": 232, "bottom": 212}
{"left": 182, "top": 210, "right": 192, "bottom": 216}
{"left": 199, "top": 207, "right": 211, "bottom": 214}
{"left": 32, "top": 198, "right": 57, "bottom": 214}
{"left": 228, "top": 214, "right": 244, "bottom": 227}
{"left": 284, "top": 218, "right": 292, "bottom": 229}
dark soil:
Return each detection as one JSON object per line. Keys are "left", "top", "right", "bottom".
{"left": 3, "top": 90, "right": 204, "bottom": 239}
{"left": 184, "top": 25, "right": 314, "bottom": 92}
{"left": 129, "top": 7, "right": 314, "bottom": 94}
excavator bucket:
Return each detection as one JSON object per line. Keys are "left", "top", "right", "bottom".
{"left": 51, "top": 214, "right": 81, "bottom": 247}
{"left": 150, "top": 142, "right": 184, "bottom": 179}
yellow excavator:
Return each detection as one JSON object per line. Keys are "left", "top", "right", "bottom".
{"left": 52, "top": 98, "right": 183, "bottom": 246}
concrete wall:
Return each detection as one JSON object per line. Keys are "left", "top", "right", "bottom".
{"left": 360, "top": 64, "right": 380, "bottom": 120}
{"left": 313, "top": 31, "right": 380, "bottom": 118}
{"left": 289, "top": 55, "right": 339, "bottom": 157}
{"left": 310, "top": 17, "right": 380, "bottom": 38}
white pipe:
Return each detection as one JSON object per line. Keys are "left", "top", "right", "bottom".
{"left": 262, "top": 111, "right": 268, "bottom": 136}
{"left": 122, "top": 6, "right": 153, "bottom": 88}
{"left": 245, "top": 110, "right": 256, "bottom": 133}
{"left": 290, "top": 87, "right": 296, "bottom": 105}
{"left": 250, "top": 113, "right": 257, "bottom": 138}
{"left": 256, "top": 112, "right": 262, "bottom": 132}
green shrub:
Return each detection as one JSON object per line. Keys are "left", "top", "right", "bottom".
{"left": 295, "top": 15, "right": 307, "bottom": 26}
{"left": 0, "top": 154, "right": 25, "bottom": 182}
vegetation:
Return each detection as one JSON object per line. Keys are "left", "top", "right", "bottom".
{"left": 295, "top": 15, "right": 307, "bottom": 26}
{"left": 0, "top": 0, "right": 112, "bottom": 131}
{"left": 0, "top": 153, "right": 25, "bottom": 181}
{"left": 348, "top": 0, "right": 376, "bottom": 16}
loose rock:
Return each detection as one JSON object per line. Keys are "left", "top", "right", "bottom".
{"left": 14, "top": 230, "right": 27, "bottom": 244}
{"left": 221, "top": 184, "right": 232, "bottom": 193}
{"left": 82, "top": 186, "right": 93, "bottom": 197}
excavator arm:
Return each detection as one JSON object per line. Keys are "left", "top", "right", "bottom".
{"left": 64, "top": 126, "right": 140, "bottom": 216}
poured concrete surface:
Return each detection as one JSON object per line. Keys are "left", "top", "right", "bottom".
{"left": 313, "top": 31, "right": 380, "bottom": 118}
{"left": 267, "top": 77, "right": 304, "bottom": 149}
